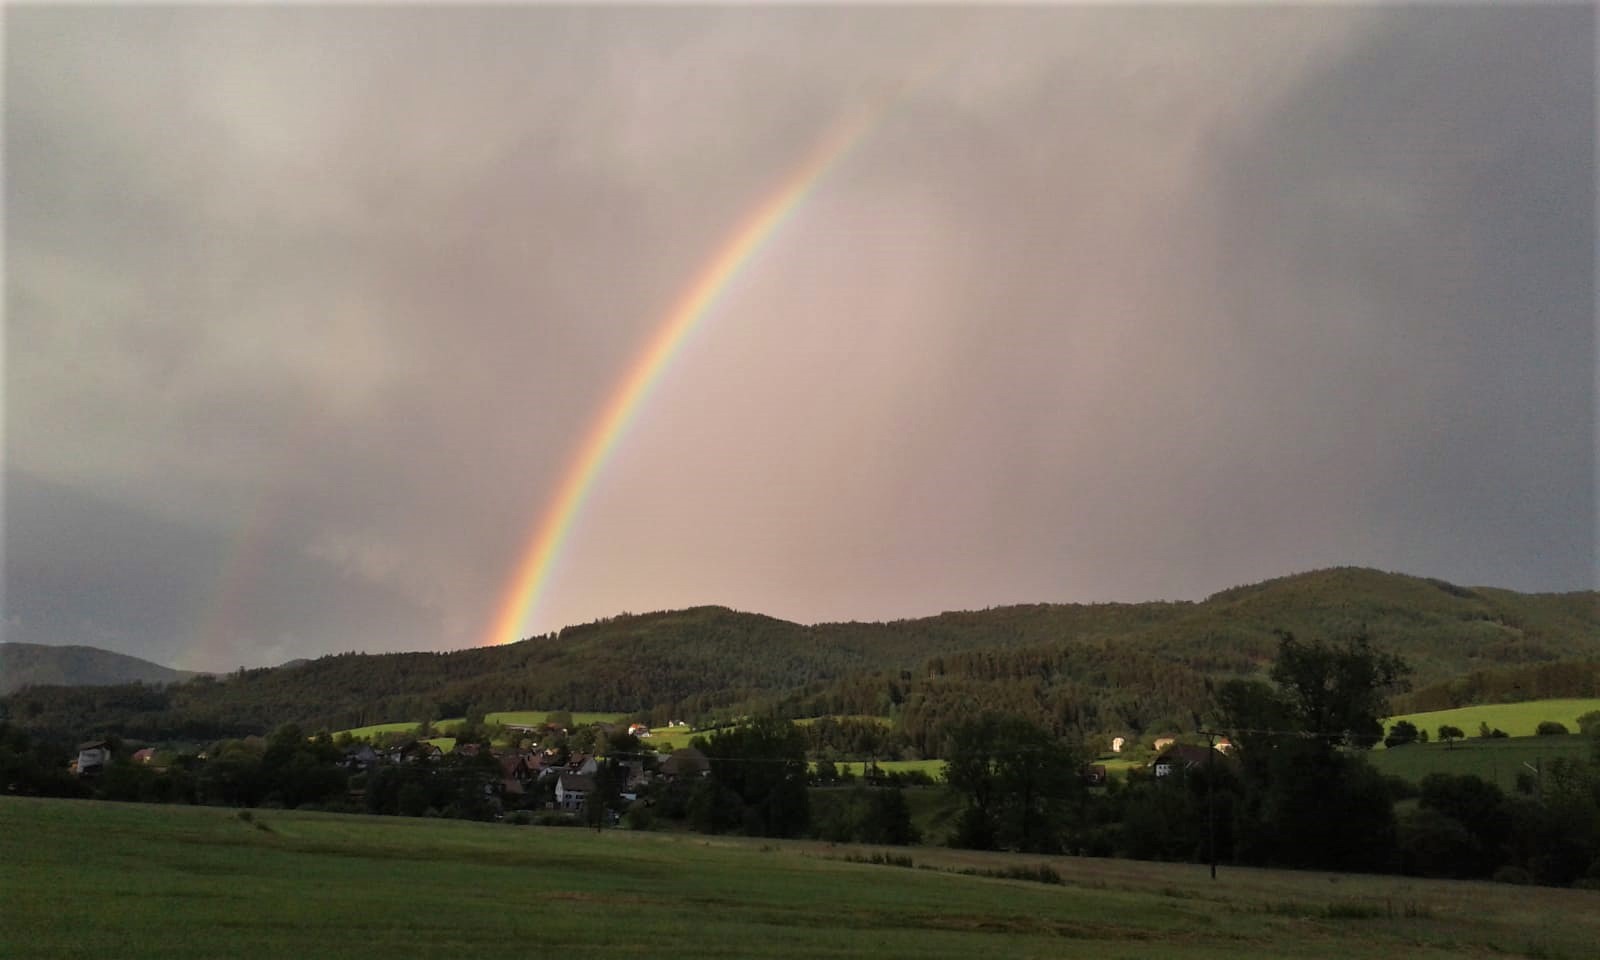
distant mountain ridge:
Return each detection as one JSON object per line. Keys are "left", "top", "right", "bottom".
{"left": 0, "top": 642, "right": 200, "bottom": 695}
{"left": 3, "top": 567, "right": 1596, "bottom": 743}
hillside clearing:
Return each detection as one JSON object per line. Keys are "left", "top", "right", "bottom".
{"left": 1384, "top": 699, "right": 1600, "bottom": 741}
{"left": 1367, "top": 734, "right": 1594, "bottom": 793}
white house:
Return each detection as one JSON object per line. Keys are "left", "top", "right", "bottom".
{"left": 76, "top": 740, "right": 111, "bottom": 776}
{"left": 556, "top": 773, "right": 595, "bottom": 811}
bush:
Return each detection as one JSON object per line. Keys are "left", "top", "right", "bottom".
{"left": 506, "top": 810, "right": 533, "bottom": 826}
{"left": 1577, "top": 711, "right": 1600, "bottom": 737}
{"left": 624, "top": 800, "right": 655, "bottom": 831}
{"left": 1493, "top": 865, "right": 1531, "bottom": 885}
{"left": 1534, "top": 721, "right": 1569, "bottom": 736}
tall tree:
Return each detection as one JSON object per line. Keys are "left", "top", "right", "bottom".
{"left": 702, "top": 716, "right": 810, "bottom": 837}
{"left": 944, "top": 714, "right": 1084, "bottom": 853}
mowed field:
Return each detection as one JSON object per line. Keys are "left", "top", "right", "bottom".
{"left": 5, "top": 797, "right": 1599, "bottom": 960}
{"left": 1367, "top": 735, "right": 1595, "bottom": 793}
{"left": 337, "top": 710, "right": 630, "bottom": 741}
{"left": 1384, "top": 699, "right": 1600, "bottom": 742}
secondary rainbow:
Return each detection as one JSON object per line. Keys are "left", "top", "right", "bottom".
{"left": 481, "top": 102, "right": 892, "bottom": 648}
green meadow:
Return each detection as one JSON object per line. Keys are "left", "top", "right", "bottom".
{"left": 795, "top": 715, "right": 893, "bottom": 727}
{"left": 484, "top": 709, "right": 630, "bottom": 729}
{"left": 337, "top": 710, "right": 630, "bottom": 742}
{"left": 1384, "top": 699, "right": 1600, "bottom": 742}
{"left": 1367, "top": 734, "right": 1595, "bottom": 793}
{"left": 828, "top": 758, "right": 946, "bottom": 780}
{"left": 4, "top": 797, "right": 1598, "bottom": 960}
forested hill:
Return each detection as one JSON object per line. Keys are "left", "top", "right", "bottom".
{"left": 0, "top": 642, "right": 199, "bottom": 695}
{"left": 4, "top": 567, "right": 1596, "bottom": 743}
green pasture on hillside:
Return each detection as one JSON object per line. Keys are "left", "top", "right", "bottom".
{"left": 827, "top": 759, "right": 945, "bottom": 780}
{"left": 1367, "top": 734, "right": 1595, "bottom": 793}
{"left": 1384, "top": 699, "right": 1600, "bottom": 742}
{"left": 794, "top": 715, "right": 893, "bottom": 727}
{"left": 337, "top": 710, "right": 630, "bottom": 742}
{"left": 485, "top": 709, "right": 629, "bottom": 729}
{"left": 336, "top": 720, "right": 424, "bottom": 740}
{"left": 5, "top": 797, "right": 1600, "bottom": 959}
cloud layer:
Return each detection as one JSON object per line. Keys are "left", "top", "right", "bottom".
{"left": 7, "top": 6, "right": 1593, "bottom": 670}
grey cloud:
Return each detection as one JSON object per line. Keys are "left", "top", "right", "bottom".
{"left": 6, "top": 6, "right": 1592, "bottom": 667}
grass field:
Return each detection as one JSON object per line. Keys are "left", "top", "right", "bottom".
{"left": 338, "top": 710, "right": 630, "bottom": 742}
{"left": 828, "top": 759, "right": 946, "bottom": 780}
{"left": 794, "top": 715, "right": 893, "bottom": 727}
{"left": 1367, "top": 734, "right": 1595, "bottom": 793}
{"left": 1384, "top": 699, "right": 1600, "bottom": 742}
{"left": 485, "top": 709, "right": 630, "bottom": 729}
{"left": 4, "top": 797, "right": 1598, "bottom": 959}
{"left": 336, "top": 720, "right": 425, "bottom": 740}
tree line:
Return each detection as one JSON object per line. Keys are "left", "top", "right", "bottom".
{"left": 5, "top": 568, "right": 1596, "bottom": 744}
{"left": 4, "top": 630, "right": 1598, "bottom": 887}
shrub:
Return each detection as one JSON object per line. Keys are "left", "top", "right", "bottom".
{"left": 1577, "top": 711, "right": 1600, "bottom": 737}
{"left": 1534, "top": 721, "right": 1569, "bottom": 736}
{"left": 506, "top": 810, "right": 533, "bottom": 826}
{"left": 1493, "top": 865, "right": 1531, "bottom": 885}
{"left": 1384, "top": 721, "right": 1420, "bottom": 748}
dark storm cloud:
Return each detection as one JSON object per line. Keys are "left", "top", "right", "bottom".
{"left": 5, "top": 6, "right": 1592, "bottom": 669}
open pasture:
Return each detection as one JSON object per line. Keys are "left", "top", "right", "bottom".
{"left": 5, "top": 797, "right": 1598, "bottom": 959}
{"left": 1384, "top": 698, "right": 1600, "bottom": 742}
{"left": 1367, "top": 734, "right": 1594, "bottom": 793}
{"left": 338, "top": 710, "right": 630, "bottom": 742}
{"left": 335, "top": 720, "right": 426, "bottom": 740}
{"left": 795, "top": 714, "right": 893, "bottom": 727}
{"left": 485, "top": 709, "right": 629, "bottom": 729}
{"left": 828, "top": 758, "right": 945, "bottom": 780}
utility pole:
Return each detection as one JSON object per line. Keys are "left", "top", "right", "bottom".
{"left": 1207, "top": 731, "right": 1217, "bottom": 879}
{"left": 1522, "top": 758, "right": 1543, "bottom": 803}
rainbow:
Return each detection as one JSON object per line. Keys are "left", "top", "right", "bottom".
{"left": 481, "top": 87, "right": 922, "bottom": 648}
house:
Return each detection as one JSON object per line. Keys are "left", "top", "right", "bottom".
{"left": 1152, "top": 736, "right": 1176, "bottom": 752}
{"left": 564, "top": 754, "right": 598, "bottom": 777}
{"left": 396, "top": 741, "right": 443, "bottom": 763}
{"left": 1082, "top": 764, "right": 1108, "bottom": 785}
{"left": 627, "top": 723, "right": 651, "bottom": 739}
{"left": 1111, "top": 737, "right": 1125, "bottom": 754}
{"left": 131, "top": 748, "right": 157, "bottom": 765}
{"left": 455, "top": 743, "right": 482, "bottom": 758}
{"left": 618, "top": 759, "right": 648, "bottom": 790}
{"left": 1152, "top": 743, "right": 1226, "bottom": 778}
{"left": 556, "top": 773, "right": 596, "bottom": 811}
{"left": 342, "top": 744, "right": 380, "bottom": 771}
{"left": 75, "top": 741, "right": 111, "bottom": 776}
{"left": 498, "top": 754, "right": 534, "bottom": 784}
{"left": 659, "top": 747, "right": 709, "bottom": 781}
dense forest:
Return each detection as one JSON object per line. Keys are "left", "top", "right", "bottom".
{"left": 5, "top": 567, "right": 1597, "bottom": 745}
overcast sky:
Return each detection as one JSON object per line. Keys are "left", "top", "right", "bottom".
{"left": 6, "top": 5, "right": 1595, "bottom": 671}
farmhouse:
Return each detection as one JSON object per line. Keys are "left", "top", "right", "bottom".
{"left": 659, "top": 747, "right": 709, "bottom": 781}
{"left": 342, "top": 745, "right": 380, "bottom": 771}
{"left": 75, "top": 740, "right": 111, "bottom": 776}
{"left": 394, "top": 741, "right": 443, "bottom": 764}
{"left": 556, "top": 773, "right": 595, "bottom": 811}
{"left": 1152, "top": 743, "right": 1231, "bottom": 778}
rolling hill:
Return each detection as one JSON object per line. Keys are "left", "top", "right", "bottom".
{"left": 3, "top": 567, "right": 1595, "bottom": 745}
{"left": 0, "top": 642, "right": 198, "bottom": 695}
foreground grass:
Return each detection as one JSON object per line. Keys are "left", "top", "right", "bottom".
{"left": 4, "top": 798, "right": 1598, "bottom": 959}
